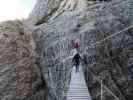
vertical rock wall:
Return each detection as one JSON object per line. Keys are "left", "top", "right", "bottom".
{"left": 0, "top": 21, "right": 46, "bottom": 100}
{"left": 29, "top": 0, "right": 133, "bottom": 100}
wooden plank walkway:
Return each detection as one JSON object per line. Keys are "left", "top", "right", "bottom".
{"left": 67, "top": 66, "right": 92, "bottom": 100}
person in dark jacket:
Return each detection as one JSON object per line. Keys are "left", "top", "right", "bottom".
{"left": 72, "top": 52, "right": 82, "bottom": 73}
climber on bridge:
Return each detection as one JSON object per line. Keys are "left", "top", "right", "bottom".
{"left": 72, "top": 39, "right": 82, "bottom": 73}
{"left": 73, "top": 38, "right": 80, "bottom": 49}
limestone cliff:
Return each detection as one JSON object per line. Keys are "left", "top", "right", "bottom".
{"left": 0, "top": 21, "right": 46, "bottom": 100}
{"left": 29, "top": 0, "right": 88, "bottom": 25}
{"left": 0, "top": 0, "right": 133, "bottom": 100}
{"left": 29, "top": 0, "right": 133, "bottom": 100}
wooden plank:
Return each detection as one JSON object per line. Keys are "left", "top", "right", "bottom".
{"left": 66, "top": 66, "right": 92, "bottom": 100}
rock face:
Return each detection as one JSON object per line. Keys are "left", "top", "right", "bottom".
{"left": 0, "top": 21, "right": 45, "bottom": 100}
{"left": 29, "top": 0, "right": 133, "bottom": 100}
{"left": 29, "top": 0, "right": 88, "bottom": 25}
{"left": 0, "top": 0, "right": 133, "bottom": 100}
